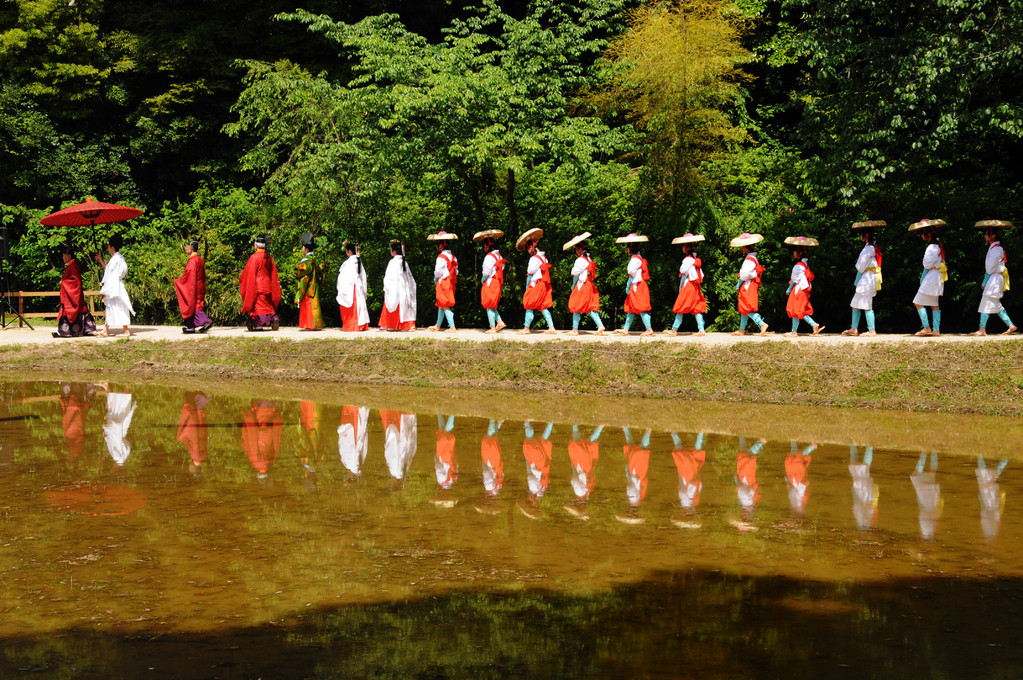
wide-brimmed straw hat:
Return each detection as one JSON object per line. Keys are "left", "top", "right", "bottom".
{"left": 852, "top": 220, "right": 886, "bottom": 229}
{"left": 472, "top": 229, "right": 504, "bottom": 242}
{"left": 671, "top": 233, "right": 706, "bottom": 245}
{"left": 615, "top": 233, "right": 649, "bottom": 244}
{"left": 516, "top": 228, "right": 544, "bottom": 251}
{"left": 975, "top": 220, "right": 1013, "bottom": 229}
{"left": 908, "top": 218, "right": 946, "bottom": 232}
{"left": 784, "top": 236, "right": 820, "bottom": 247}
{"left": 729, "top": 233, "right": 763, "bottom": 247}
{"left": 427, "top": 231, "right": 458, "bottom": 241}
{"left": 563, "top": 231, "right": 592, "bottom": 251}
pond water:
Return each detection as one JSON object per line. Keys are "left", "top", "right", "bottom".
{"left": 1, "top": 378, "right": 1022, "bottom": 679}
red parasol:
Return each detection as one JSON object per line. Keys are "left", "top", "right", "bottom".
{"left": 40, "top": 197, "right": 142, "bottom": 227}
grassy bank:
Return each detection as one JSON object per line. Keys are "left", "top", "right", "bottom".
{"left": 1, "top": 336, "right": 1022, "bottom": 416}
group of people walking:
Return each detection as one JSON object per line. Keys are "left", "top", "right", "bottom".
{"left": 53, "top": 219, "right": 1015, "bottom": 337}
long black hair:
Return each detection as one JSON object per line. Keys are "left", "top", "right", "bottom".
{"left": 346, "top": 241, "right": 362, "bottom": 275}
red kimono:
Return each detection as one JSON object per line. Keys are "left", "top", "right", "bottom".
{"left": 737, "top": 254, "right": 764, "bottom": 315}
{"left": 523, "top": 253, "right": 554, "bottom": 310}
{"left": 624, "top": 443, "right": 650, "bottom": 505}
{"left": 435, "top": 429, "right": 458, "bottom": 489}
{"left": 736, "top": 450, "right": 760, "bottom": 507}
{"left": 785, "top": 453, "right": 812, "bottom": 510}
{"left": 624, "top": 256, "right": 651, "bottom": 314}
{"left": 176, "top": 394, "right": 209, "bottom": 467}
{"left": 786, "top": 261, "right": 814, "bottom": 320}
{"left": 59, "top": 259, "right": 87, "bottom": 323}
{"left": 60, "top": 389, "right": 91, "bottom": 460}
{"left": 673, "top": 448, "right": 705, "bottom": 507}
{"left": 673, "top": 257, "right": 706, "bottom": 315}
{"left": 242, "top": 401, "right": 283, "bottom": 475}
{"left": 480, "top": 251, "right": 504, "bottom": 309}
{"left": 239, "top": 250, "right": 282, "bottom": 317}
{"left": 523, "top": 436, "right": 552, "bottom": 497}
{"left": 435, "top": 252, "right": 457, "bottom": 308}
{"left": 481, "top": 435, "right": 504, "bottom": 496}
{"left": 568, "top": 437, "right": 599, "bottom": 498}
{"left": 174, "top": 253, "right": 207, "bottom": 319}
{"left": 568, "top": 257, "right": 600, "bottom": 314}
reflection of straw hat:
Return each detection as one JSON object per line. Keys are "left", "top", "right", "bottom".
{"left": 975, "top": 220, "right": 1013, "bottom": 229}
{"left": 852, "top": 220, "right": 886, "bottom": 229}
{"left": 615, "top": 512, "right": 646, "bottom": 525}
{"left": 563, "top": 503, "right": 590, "bottom": 520}
{"left": 474, "top": 500, "right": 502, "bottom": 515}
{"left": 427, "top": 231, "right": 458, "bottom": 241}
{"left": 430, "top": 497, "right": 458, "bottom": 508}
{"left": 563, "top": 231, "right": 592, "bottom": 251}
{"left": 784, "top": 236, "right": 820, "bottom": 247}
{"left": 615, "top": 233, "right": 649, "bottom": 244}
{"left": 516, "top": 228, "right": 544, "bottom": 251}
{"left": 908, "top": 218, "right": 946, "bottom": 231}
{"left": 671, "top": 233, "right": 706, "bottom": 245}
{"left": 729, "top": 233, "right": 763, "bottom": 247}
{"left": 516, "top": 497, "right": 543, "bottom": 519}
{"left": 473, "top": 229, "right": 504, "bottom": 242}
{"left": 671, "top": 517, "right": 702, "bottom": 530}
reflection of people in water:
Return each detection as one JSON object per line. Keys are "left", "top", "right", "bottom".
{"left": 481, "top": 419, "right": 504, "bottom": 497}
{"left": 296, "top": 401, "right": 323, "bottom": 488}
{"left": 338, "top": 405, "right": 369, "bottom": 478}
{"left": 521, "top": 422, "right": 553, "bottom": 515}
{"left": 735, "top": 437, "right": 766, "bottom": 522}
{"left": 59, "top": 382, "right": 97, "bottom": 461}
{"left": 434, "top": 414, "right": 458, "bottom": 493}
{"left": 623, "top": 428, "right": 651, "bottom": 507}
{"left": 785, "top": 440, "right": 815, "bottom": 515}
{"left": 381, "top": 410, "right": 418, "bottom": 484}
{"left": 672, "top": 432, "right": 705, "bottom": 517}
{"left": 176, "top": 392, "right": 211, "bottom": 475}
{"left": 849, "top": 445, "right": 878, "bottom": 530}
{"left": 977, "top": 456, "right": 1008, "bottom": 540}
{"left": 103, "top": 390, "right": 136, "bottom": 467}
{"left": 911, "top": 452, "right": 942, "bottom": 540}
{"left": 565, "top": 424, "right": 602, "bottom": 520}
{"left": 242, "top": 400, "right": 283, "bottom": 480}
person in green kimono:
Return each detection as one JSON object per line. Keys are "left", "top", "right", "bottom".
{"left": 295, "top": 232, "right": 323, "bottom": 330}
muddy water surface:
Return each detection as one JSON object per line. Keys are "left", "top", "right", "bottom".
{"left": 1, "top": 378, "right": 1022, "bottom": 679}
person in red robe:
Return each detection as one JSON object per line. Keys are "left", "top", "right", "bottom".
{"left": 517, "top": 228, "right": 555, "bottom": 333}
{"left": 54, "top": 249, "right": 96, "bottom": 338}
{"left": 174, "top": 240, "right": 213, "bottom": 334}
{"left": 239, "top": 234, "right": 281, "bottom": 331}
{"left": 731, "top": 233, "right": 769, "bottom": 335}
{"left": 667, "top": 234, "right": 707, "bottom": 336}
{"left": 427, "top": 231, "right": 458, "bottom": 331}
{"left": 177, "top": 392, "right": 211, "bottom": 475}
{"left": 615, "top": 234, "right": 654, "bottom": 336}
{"left": 783, "top": 237, "right": 823, "bottom": 336}
{"left": 242, "top": 399, "right": 283, "bottom": 479}
{"left": 476, "top": 230, "right": 507, "bottom": 333}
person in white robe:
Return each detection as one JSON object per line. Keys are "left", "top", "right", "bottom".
{"left": 95, "top": 235, "right": 134, "bottom": 337}
{"left": 909, "top": 220, "right": 946, "bottom": 336}
{"left": 103, "top": 391, "right": 136, "bottom": 466}
{"left": 336, "top": 242, "right": 370, "bottom": 331}
{"left": 842, "top": 222, "right": 883, "bottom": 336}
{"left": 970, "top": 222, "right": 1016, "bottom": 335}
{"left": 379, "top": 242, "right": 417, "bottom": 330}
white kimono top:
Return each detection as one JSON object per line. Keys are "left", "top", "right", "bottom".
{"left": 383, "top": 255, "right": 417, "bottom": 323}
{"left": 336, "top": 255, "right": 370, "bottom": 325}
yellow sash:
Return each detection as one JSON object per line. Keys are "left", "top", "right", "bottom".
{"left": 872, "top": 266, "right": 882, "bottom": 291}
{"left": 1004, "top": 268, "right": 1010, "bottom": 292}
{"left": 938, "top": 261, "right": 948, "bottom": 283}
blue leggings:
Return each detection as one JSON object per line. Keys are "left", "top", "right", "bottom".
{"left": 572, "top": 311, "right": 604, "bottom": 330}
{"left": 790, "top": 314, "right": 817, "bottom": 332}
{"left": 524, "top": 308, "right": 554, "bottom": 329}
{"left": 916, "top": 307, "right": 941, "bottom": 332}
{"left": 485, "top": 308, "right": 504, "bottom": 328}
{"left": 435, "top": 308, "right": 455, "bottom": 328}
{"left": 739, "top": 312, "right": 765, "bottom": 330}
{"left": 851, "top": 309, "right": 875, "bottom": 331}
{"left": 623, "top": 312, "right": 652, "bottom": 331}
{"left": 980, "top": 310, "right": 1013, "bottom": 329}
{"left": 672, "top": 313, "right": 705, "bottom": 332}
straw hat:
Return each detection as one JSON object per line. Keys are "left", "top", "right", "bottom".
{"left": 671, "top": 233, "right": 706, "bottom": 245}
{"left": 563, "top": 231, "right": 592, "bottom": 251}
{"left": 516, "top": 227, "right": 544, "bottom": 251}
{"left": 615, "top": 233, "right": 649, "bottom": 244}
{"left": 852, "top": 220, "right": 886, "bottom": 229}
{"left": 473, "top": 229, "right": 504, "bottom": 242}
{"left": 975, "top": 220, "right": 1013, "bottom": 229}
{"left": 908, "top": 218, "right": 946, "bottom": 231}
{"left": 729, "top": 233, "right": 764, "bottom": 247}
{"left": 784, "top": 236, "right": 820, "bottom": 247}
{"left": 426, "top": 231, "right": 458, "bottom": 241}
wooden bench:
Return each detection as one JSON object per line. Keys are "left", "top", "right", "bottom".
{"left": 8, "top": 290, "right": 105, "bottom": 327}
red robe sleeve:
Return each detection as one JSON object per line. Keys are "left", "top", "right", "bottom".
{"left": 174, "top": 256, "right": 197, "bottom": 319}
{"left": 269, "top": 257, "right": 282, "bottom": 309}
{"left": 239, "top": 253, "right": 258, "bottom": 313}
{"left": 60, "top": 260, "right": 85, "bottom": 323}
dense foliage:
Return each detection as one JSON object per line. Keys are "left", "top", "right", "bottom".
{"left": 1, "top": 0, "right": 1020, "bottom": 332}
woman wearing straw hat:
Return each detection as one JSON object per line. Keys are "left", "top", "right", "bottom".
{"left": 379, "top": 240, "right": 417, "bottom": 331}
{"left": 842, "top": 221, "right": 884, "bottom": 336}
{"left": 517, "top": 228, "right": 556, "bottom": 333}
{"left": 564, "top": 231, "right": 606, "bottom": 335}
{"left": 971, "top": 220, "right": 1016, "bottom": 336}
{"left": 615, "top": 233, "right": 654, "bottom": 336}
{"left": 475, "top": 229, "right": 507, "bottom": 333}
{"left": 666, "top": 233, "right": 707, "bottom": 336}
{"left": 783, "top": 236, "right": 824, "bottom": 336}
{"left": 427, "top": 231, "right": 458, "bottom": 332}
{"left": 729, "top": 233, "right": 769, "bottom": 335}
{"left": 337, "top": 241, "right": 369, "bottom": 331}
{"left": 909, "top": 219, "right": 947, "bottom": 336}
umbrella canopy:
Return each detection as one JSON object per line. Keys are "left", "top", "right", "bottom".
{"left": 40, "top": 197, "right": 142, "bottom": 227}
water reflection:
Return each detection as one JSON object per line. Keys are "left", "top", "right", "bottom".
{"left": 60, "top": 381, "right": 97, "bottom": 461}
{"left": 733, "top": 436, "right": 765, "bottom": 529}
{"left": 242, "top": 399, "right": 283, "bottom": 481}
{"left": 849, "top": 445, "right": 878, "bottom": 530}
{"left": 520, "top": 421, "right": 552, "bottom": 518}
{"left": 177, "top": 391, "right": 210, "bottom": 475}
{"left": 481, "top": 419, "right": 504, "bottom": 497}
{"left": 382, "top": 410, "right": 417, "bottom": 485}
{"left": 912, "top": 451, "right": 942, "bottom": 539}
{"left": 977, "top": 456, "right": 1008, "bottom": 539}
{"left": 338, "top": 405, "right": 369, "bottom": 479}
{"left": 433, "top": 414, "right": 458, "bottom": 507}
{"left": 620, "top": 427, "right": 650, "bottom": 524}
{"left": 566, "top": 424, "right": 601, "bottom": 520}
{"left": 785, "top": 440, "right": 815, "bottom": 515}
{"left": 103, "top": 388, "right": 136, "bottom": 467}
{"left": 296, "top": 400, "right": 324, "bottom": 489}
{"left": 671, "top": 432, "right": 704, "bottom": 529}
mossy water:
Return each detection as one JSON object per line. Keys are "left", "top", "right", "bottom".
{"left": 1, "top": 378, "right": 1022, "bottom": 678}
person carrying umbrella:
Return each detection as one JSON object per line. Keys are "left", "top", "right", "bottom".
{"left": 94, "top": 234, "right": 134, "bottom": 338}
{"left": 667, "top": 233, "right": 707, "bottom": 336}
{"left": 239, "top": 233, "right": 282, "bottom": 331}
{"left": 517, "top": 228, "right": 556, "bottom": 333}
{"left": 909, "top": 218, "right": 947, "bottom": 337}
{"left": 730, "top": 233, "right": 769, "bottom": 336}
{"left": 564, "top": 231, "right": 605, "bottom": 335}
{"left": 174, "top": 239, "right": 213, "bottom": 334}
{"left": 53, "top": 244, "right": 97, "bottom": 338}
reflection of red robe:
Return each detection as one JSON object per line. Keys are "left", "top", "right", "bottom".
{"left": 523, "top": 437, "right": 552, "bottom": 495}
{"left": 174, "top": 253, "right": 207, "bottom": 319}
{"left": 239, "top": 250, "right": 282, "bottom": 315}
{"left": 435, "top": 429, "right": 457, "bottom": 488}
{"left": 59, "top": 259, "right": 87, "bottom": 323}
{"left": 673, "top": 449, "right": 705, "bottom": 506}
{"left": 60, "top": 393, "right": 90, "bottom": 459}
{"left": 242, "top": 403, "right": 283, "bottom": 473}
{"left": 481, "top": 435, "right": 503, "bottom": 494}
{"left": 176, "top": 398, "right": 208, "bottom": 466}
{"left": 568, "top": 438, "right": 599, "bottom": 497}
{"left": 624, "top": 443, "right": 650, "bottom": 503}
{"left": 785, "top": 453, "right": 812, "bottom": 505}
{"left": 736, "top": 450, "right": 760, "bottom": 505}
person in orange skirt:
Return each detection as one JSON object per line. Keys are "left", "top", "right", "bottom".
{"left": 730, "top": 233, "right": 769, "bottom": 336}
{"left": 734, "top": 436, "right": 765, "bottom": 524}
{"left": 427, "top": 231, "right": 458, "bottom": 331}
{"left": 783, "top": 236, "right": 824, "bottom": 337}
{"left": 520, "top": 421, "right": 553, "bottom": 518}
{"left": 481, "top": 419, "right": 504, "bottom": 498}
{"left": 295, "top": 232, "right": 324, "bottom": 331}
{"left": 785, "top": 440, "right": 815, "bottom": 515}
{"left": 475, "top": 229, "right": 507, "bottom": 333}
{"left": 564, "top": 231, "right": 605, "bottom": 334}
{"left": 667, "top": 233, "right": 707, "bottom": 336}
{"left": 517, "top": 228, "right": 556, "bottom": 333}
{"left": 336, "top": 241, "right": 369, "bottom": 331}
{"left": 614, "top": 234, "right": 653, "bottom": 336}
{"left": 379, "top": 241, "right": 417, "bottom": 331}
{"left": 566, "top": 424, "right": 603, "bottom": 518}
{"left": 672, "top": 432, "right": 705, "bottom": 514}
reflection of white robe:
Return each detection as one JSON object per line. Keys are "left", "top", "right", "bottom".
{"left": 103, "top": 392, "right": 135, "bottom": 466}
{"left": 911, "top": 471, "right": 941, "bottom": 540}
{"left": 336, "top": 255, "right": 370, "bottom": 326}
{"left": 337, "top": 407, "right": 369, "bottom": 475}
{"left": 100, "top": 251, "right": 134, "bottom": 326}
{"left": 382, "top": 256, "right": 417, "bottom": 323}
{"left": 849, "top": 463, "right": 876, "bottom": 530}
{"left": 977, "top": 468, "right": 1002, "bottom": 539}
{"left": 384, "top": 413, "right": 418, "bottom": 480}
